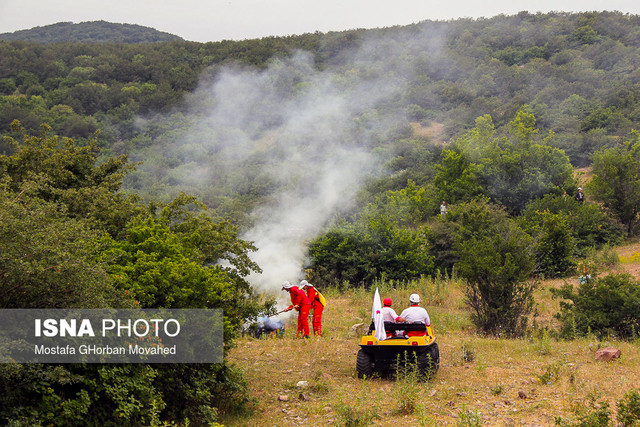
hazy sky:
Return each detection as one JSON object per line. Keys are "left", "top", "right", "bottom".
{"left": 1, "top": 0, "right": 639, "bottom": 42}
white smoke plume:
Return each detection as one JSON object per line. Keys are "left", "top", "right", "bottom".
{"left": 134, "top": 29, "right": 449, "bottom": 298}
{"left": 159, "top": 47, "right": 412, "bottom": 297}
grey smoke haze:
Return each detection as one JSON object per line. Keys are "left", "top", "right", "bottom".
{"left": 191, "top": 50, "right": 407, "bottom": 293}
{"left": 136, "top": 29, "right": 447, "bottom": 298}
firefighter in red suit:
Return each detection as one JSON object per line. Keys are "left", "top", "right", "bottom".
{"left": 301, "top": 280, "right": 323, "bottom": 336}
{"left": 282, "top": 281, "right": 311, "bottom": 338}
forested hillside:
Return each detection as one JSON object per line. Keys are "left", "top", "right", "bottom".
{"left": 2, "top": 11, "right": 640, "bottom": 425}
{"left": 0, "top": 21, "right": 184, "bottom": 43}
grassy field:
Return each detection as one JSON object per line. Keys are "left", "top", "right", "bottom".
{"left": 226, "top": 251, "right": 640, "bottom": 426}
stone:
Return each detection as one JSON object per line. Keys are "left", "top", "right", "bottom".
{"left": 518, "top": 390, "right": 527, "bottom": 399}
{"left": 349, "top": 323, "right": 365, "bottom": 337}
{"left": 299, "top": 392, "right": 310, "bottom": 401}
{"left": 296, "top": 380, "right": 309, "bottom": 388}
{"left": 595, "top": 347, "right": 621, "bottom": 362}
{"left": 278, "top": 395, "right": 289, "bottom": 402}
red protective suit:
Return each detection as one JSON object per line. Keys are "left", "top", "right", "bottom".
{"left": 287, "top": 286, "right": 311, "bottom": 337}
{"left": 305, "top": 287, "right": 324, "bottom": 336}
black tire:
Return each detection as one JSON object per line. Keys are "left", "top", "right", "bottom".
{"left": 356, "top": 349, "right": 374, "bottom": 379}
{"left": 417, "top": 343, "right": 439, "bottom": 380}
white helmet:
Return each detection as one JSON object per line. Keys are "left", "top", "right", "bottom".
{"left": 409, "top": 293, "right": 421, "bottom": 304}
{"left": 300, "top": 280, "right": 311, "bottom": 287}
{"left": 282, "top": 281, "right": 293, "bottom": 290}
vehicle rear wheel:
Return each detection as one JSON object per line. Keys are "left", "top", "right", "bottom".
{"left": 356, "top": 349, "right": 374, "bottom": 379}
{"left": 417, "top": 343, "right": 439, "bottom": 380}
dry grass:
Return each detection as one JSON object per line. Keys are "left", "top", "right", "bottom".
{"left": 410, "top": 121, "right": 446, "bottom": 143}
{"left": 226, "top": 272, "right": 640, "bottom": 426}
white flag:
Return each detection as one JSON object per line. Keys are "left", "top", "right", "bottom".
{"left": 372, "top": 287, "right": 386, "bottom": 341}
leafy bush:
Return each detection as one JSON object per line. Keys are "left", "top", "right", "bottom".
{"left": 0, "top": 128, "right": 262, "bottom": 424}
{"left": 450, "top": 199, "right": 536, "bottom": 337}
{"left": 617, "top": 389, "right": 640, "bottom": 426}
{"left": 519, "top": 194, "right": 625, "bottom": 259}
{"left": 307, "top": 216, "right": 434, "bottom": 287}
{"left": 552, "top": 273, "right": 640, "bottom": 339}
{"left": 530, "top": 210, "right": 577, "bottom": 278}
{"left": 0, "top": 363, "right": 251, "bottom": 426}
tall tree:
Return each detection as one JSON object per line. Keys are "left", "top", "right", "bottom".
{"left": 448, "top": 199, "right": 536, "bottom": 337}
{"left": 589, "top": 132, "right": 640, "bottom": 235}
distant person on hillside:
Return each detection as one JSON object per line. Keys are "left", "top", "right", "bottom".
{"left": 440, "top": 201, "right": 448, "bottom": 217}
{"left": 300, "top": 280, "right": 324, "bottom": 337}
{"left": 399, "top": 293, "right": 431, "bottom": 337}
{"left": 282, "top": 281, "right": 311, "bottom": 338}
{"left": 575, "top": 187, "right": 584, "bottom": 203}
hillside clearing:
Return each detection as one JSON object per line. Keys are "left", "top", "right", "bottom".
{"left": 227, "top": 252, "right": 640, "bottom": 426}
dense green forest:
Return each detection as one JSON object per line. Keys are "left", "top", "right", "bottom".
{"left": 2, "top": 11, "right": 640, "bottom": 424}
{"left": 0, "top": 21, "right": 184, "bottom": 43}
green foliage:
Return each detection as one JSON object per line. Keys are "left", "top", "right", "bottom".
{"left": 552, "top": 273, "right": 640, "bottom": 339}
{"left": 589, "top": 134, "right": 640, "bottom": 235}
{"left": 0, "top": 21, "right": 184, "bottom": 43}
{"left": 0, "top": 127, "right": 262, "bottom": 423}
{"left": 0, "top": 362, "right": 251, "bottom": 426}
{"left": 335, "top": 382, "right": 382, "bottom": 427}
{"left": 523, "top": 209, "right": 577, "bottom": 278}
{"left": 519, "top": 194, "right": 625, "bottom": 258}
{"left": 457, "top": 406, "right": 483, "bottom": 427}
{"left": 307, "top": 216, "right": 434, "bottom": 287}
{"left": 0, "top": 184, "right": 128, "bottom": 309}
{"left": 1, "top": 121, "right": 144, "bottom": 238}
{"left": 450, "top": 199, "right": 536, "bottom": 336}
{"left": 434, "top": 149, "right": 482, "bottom": 204}
{"left": 393, "top": 352, "right": 422, "bottom": 415}
{"left": 455, "top": 110, "right": 574, "bottom": 214}
{"left": 537, "top": 360, "right": 563, "bottom": 385}
{"left": 555, "top": 394, "right": 611, "bottom": 427}
{"left": 617, "top": 389, "right": 640, "bottom": 426}
{"left": 100, "top": 209, "right": 264, "bottom": 345}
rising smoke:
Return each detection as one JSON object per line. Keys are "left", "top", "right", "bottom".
{"left": 135, "top": 28, "right": 447, "bottom": 297}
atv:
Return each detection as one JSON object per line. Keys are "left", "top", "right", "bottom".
{"left": 356, "top": 321, "right": 439, "bottom": 380}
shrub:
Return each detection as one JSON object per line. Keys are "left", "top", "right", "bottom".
{"left": 617, "top": 389, "right": 640, "bottom": 426}
{"left": 531, "top": 210, "right": 577, "bottom": 278}
{"left": 552, "top": 273, "right": 640, "bottom": 339}
{"left": 519, "top": 194, "right": 624, "bottom": 260}
{"left": 452, "top": 200, "right": 536, "bottom": 337}
{"left": 0, "top": 362, "right": 253, "bottom": 426}
{"left": 307, "top": 217, "right": 434, "bottom": 288}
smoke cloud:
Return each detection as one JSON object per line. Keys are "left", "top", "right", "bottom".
{"left": 134, "top": 28, "right": 449, "bottom": 298}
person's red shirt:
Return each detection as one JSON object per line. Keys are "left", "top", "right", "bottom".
{"left": 306, "top": 287, "right": 323, "bottom": 309}
{"left": 288, "top": 286, "right": 310, "bottom": 309}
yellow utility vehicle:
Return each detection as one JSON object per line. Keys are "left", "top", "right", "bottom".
{"left": 357, "top": 322, "right": 439, "bottom": 380}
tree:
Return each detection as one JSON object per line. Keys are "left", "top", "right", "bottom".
{"left": 0, "top": 126, "right": 262, "bottom": 424}
{"left": 589, "top": 133, "right": 640, "bottom": 234}
{"left": 433, "top": 149, "right": 481, "bottom": 204}
{"left": 307, "top": 216, "right": 434, "bottom": 287}
{"left": 0, "top": 121, "right": 144, "bottom": 238}
{"left": 0, "top": 188, "right": 127, "bottom": 308}
{"left": 449, "top": 199, "right": 536, "bottom": 336}
{"left": 552, "top": 273, "right": 640, "bottom": 339}
{"left": 530, "top": 210, "right": 576, "bottom": 278}
{"left": 519, "top": 194, "right": 624, "bottom": 258}
{"left": 454, "top": 109, "right": 574, "bottom": 214}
